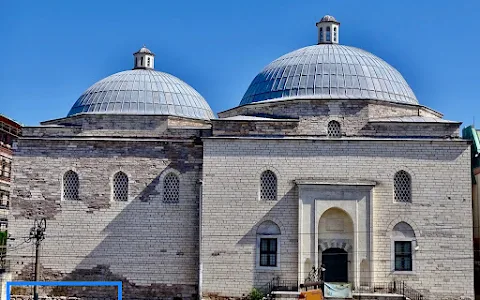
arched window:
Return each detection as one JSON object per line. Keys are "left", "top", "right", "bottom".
{"left": 334, "top": 27, "right": 337, "bottom": 42}
{"left": 327, "top": 120, "right": 341, "bottom": 137}
{"left": 140, "top": 57, "right": 144, "bottom": 66}
{"left": 326, "top": 27, "right": 331, "bottom": 42}
{"left": 113, "top": 172, "right": 128, "bottom": 201}
{"left": 63, "top": 170, "right": 79, "bottom": 200}
{"left": 319, "top": 27, "right": 323, "bottom": 42}
{"left": 256, "top": 220, "right": 281, "bottom": 268}
{"left": 260, "top": 170, "right": 277, "bottom": 201}
{"left": 147, "top": 57, "right": 151, "bottom": 67}
{"left": 163, "top": 172, "right": 179, "bottom": 203}
{"left": 394, "top": 170, "right": 411, "bottom": 202}
{"left": 391, "top": 222, "right": 415, "bottom": 272}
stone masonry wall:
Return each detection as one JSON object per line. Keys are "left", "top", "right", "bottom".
{"left": 25, "top": 115, "right": 210, "bottom": 139}
{"left": 201, "top": 138, "right": 473, "bottom": 299}
{"left": 8, "top": 133, "right": 203, "bottom": 299}
{"left": 215, "top": 100, "right": 457, "bottom": 138}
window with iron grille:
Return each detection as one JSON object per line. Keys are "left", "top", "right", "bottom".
{"left": 260, "top": 170, "right": 277, "bottom": 201}
{"left": 394, "top": 170, "right": 411, "bottom": 202}
{"left": 163, "top": 173, "right": 179, "bottom": 203}
{"left": 260, "top": 238, "right": 277, "bottom": 267}
{"left": 327, "top": 120, "right": 341, "bottom": 137}
{"left": 113, "top": 172, "right": 128, "bottom": 201}
{"left": 63, "top": 170, "right": 79, "bottom": 200}
{"left": 394, "top": 241, "right": 412, "bottom": 271}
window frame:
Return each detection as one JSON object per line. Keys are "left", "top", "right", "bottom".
{"left": 62, "top": 170, "right": 79, "bottom": 201}
{"left": 163, "top": 171, "right": 180, "bottom": 203}
{"left": 259, "top": 170, "right": 278, "bottom": 201}
{"left": 112, "top": 171, "right": 129, "bottom": 202}
{"left": 259, "top": 238, "right": 277, "bottom": 267}
{"left": 391, "top": 237, "right": 415, "bottom": 274}
{"left": 394, "top": 241, "right": 412, "bottom": 271}
{"left": 256, "top": 234, "right": 280, "bottom": 270}
{"left": 327, "top": 120, "right": 342, "bottom": 137}
{"left": 393, "top": 170, "right": 412, "bottom": 203}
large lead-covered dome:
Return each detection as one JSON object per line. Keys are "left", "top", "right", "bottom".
{"left": 240, "top": 17, "right": 418, "bottom": 106}
{"left": 67, "top": 47, "right": 215, "bottom": 120}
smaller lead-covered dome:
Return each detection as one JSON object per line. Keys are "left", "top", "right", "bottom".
{"left": 68, "top": 70, "right": 215, "bottom": 120}
{"left": 67, "top": 47, "right": 215, "bottom": 120}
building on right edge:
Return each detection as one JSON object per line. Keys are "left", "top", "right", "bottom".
{"left": 463, "top": 125, "right": 480, "bottom": 297}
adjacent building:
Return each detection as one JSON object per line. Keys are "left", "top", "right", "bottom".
{"left": 7, "top": 16, "right": 475, "bottom": 300}
{"left": 0, "top": 115, "right": 21, "bottom": 231}
{"left": 0, "top": 114, "right": 21, "bottom": 271}
{"left": 463, "top": 125, "right": 480, "bottom": 297}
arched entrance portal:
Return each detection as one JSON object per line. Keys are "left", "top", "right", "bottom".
{"left": 318, "top": 207, "right": 354, "bottom": 283}
{"left": 322, "top": 248, "right": 348, "bottom": 282}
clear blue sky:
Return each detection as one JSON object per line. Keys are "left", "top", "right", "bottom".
{"left": 1, "top": 0, "right": 479, "bottom": 127}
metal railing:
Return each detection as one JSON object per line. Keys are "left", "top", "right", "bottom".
{"left": 260, "top": 278, "right": 424, "bottom": 300}
{"left": 259, "top": 277, "right": 299, "bottom": 296}
{"left": 353, "top": 281, "right": 424, "bottom": 300}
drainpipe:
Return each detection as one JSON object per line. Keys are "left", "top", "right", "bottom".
{"left": 198, "top": 179, "right": 203, "bottom": 300}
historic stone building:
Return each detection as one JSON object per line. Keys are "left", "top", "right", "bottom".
{"left": 0, "top": 115, "right": 22, "bottom": 232}
{"left": 7, "top": 16, "right": 474, "bottom": 300}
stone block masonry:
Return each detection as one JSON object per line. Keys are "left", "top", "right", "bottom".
{"left": 8, "top": 116, "right": 207, "bottom": 300}
{"left": 201, "top": 137, "right": 473, "bottom": 299}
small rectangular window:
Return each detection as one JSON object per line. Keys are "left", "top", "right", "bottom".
{"left": 394, "top": 241, "right": 412, "bottom": 271}
{"left": 260, "top": 238, "right": 277, "bottom": 267}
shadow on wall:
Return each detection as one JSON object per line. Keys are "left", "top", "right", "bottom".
{"left": 218, "top": 187, "right": 299, "bottom": 294}
{"left": 15, "top": 168, "right": 201, "bottom": 300}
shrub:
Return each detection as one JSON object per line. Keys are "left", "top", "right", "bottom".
{"left": 248, "top": 288, "right": 264, "bottom": 300}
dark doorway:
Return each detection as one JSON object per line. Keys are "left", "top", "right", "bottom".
{"left": 322, "top": 248, "right": 348, "bottom": 283}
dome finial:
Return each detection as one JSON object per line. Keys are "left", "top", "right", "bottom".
{"left": 133, "top": 46, "right": 155, "bottom": 70}
{"left": 316, "top": 15, "right": 340, "bottom": 44}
